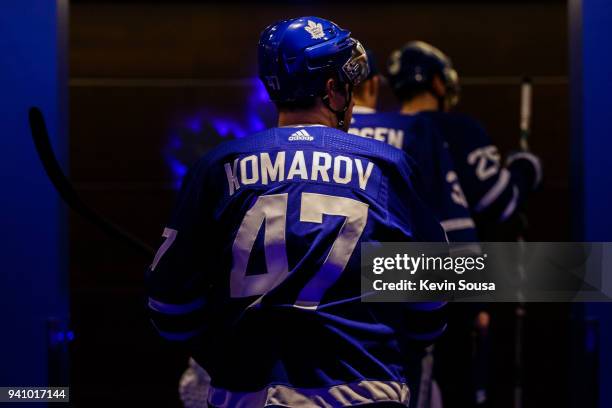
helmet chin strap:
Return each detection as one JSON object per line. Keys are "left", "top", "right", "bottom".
{"left": 322, "top": 84, "right": 353, "bottom": 130}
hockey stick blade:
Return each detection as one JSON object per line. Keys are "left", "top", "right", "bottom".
{"left": 28, "top": 107, "right": 155, "bottom": 258}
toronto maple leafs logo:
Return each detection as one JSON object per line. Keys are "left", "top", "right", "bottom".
{"left": 304, "top": 20, "right": 325, "bottom": 40}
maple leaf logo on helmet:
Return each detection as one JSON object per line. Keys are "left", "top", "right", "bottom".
{"left": 305, "top": 20, "right": 325, "bottom": 39}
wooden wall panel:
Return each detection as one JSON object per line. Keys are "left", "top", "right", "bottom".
{"left": 71, "top": 4, "right": 567, "bottom": 78}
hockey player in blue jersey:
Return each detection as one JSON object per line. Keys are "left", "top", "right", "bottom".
{"left": 385, "top": 41, "right": 542, "bottom": 237}
{"left": 147, "top": 17, "right": 448, "bottom": 408}
{"left": 349, "top": 53, "right": 478, "bottom": 245}
{"left": 381, "top": 42, "right": 542, "bottom": 408}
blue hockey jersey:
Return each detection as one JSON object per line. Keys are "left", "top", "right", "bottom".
{"left": 422, "top": 111, "right": 542, "bottom": 225}
{"left": 146, "top": 125, "right": 447, "bottom": 407}
{"left": 349, "top": 108, "right": 478, "bottom": 243}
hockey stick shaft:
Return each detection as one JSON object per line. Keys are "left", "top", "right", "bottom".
{"left": 513, "top": 77, "right": 532, "bottom": 408}
{"left": 519, "top": 77, "right": 532, "bottom": 152}
{"left": 28, "top": 107, "right": 155, "bottom": 258}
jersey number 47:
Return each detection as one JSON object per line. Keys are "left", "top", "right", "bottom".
{"left": 231, "top": 192, "right": 368, "bottom": 309}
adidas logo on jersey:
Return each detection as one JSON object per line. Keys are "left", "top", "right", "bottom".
{"left": 288, "top": 129, "right": 314, "bottom": 141}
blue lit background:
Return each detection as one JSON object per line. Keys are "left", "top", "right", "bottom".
{"left": 165, "top": 78, "right": 275, "bottom": 188}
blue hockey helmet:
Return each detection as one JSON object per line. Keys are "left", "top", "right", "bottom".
{"left": 258, "top": 16, "right": 369, "bottom": 104}
{"left": 387, "top": 41, "right": 460, "bottom": 108}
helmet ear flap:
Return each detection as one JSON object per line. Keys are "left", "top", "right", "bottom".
{"left": 442, "top": 67, "right": 460, "bottom": 108}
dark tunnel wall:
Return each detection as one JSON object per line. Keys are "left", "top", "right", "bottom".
{"left": 68, "top": 3, "right": 571, "bottom": 406}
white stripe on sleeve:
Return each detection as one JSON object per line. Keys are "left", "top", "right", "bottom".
{"left": 506, "top": 151, "right": 542, "bottom": 189}
{"left": 475, "top": 168, "right": 511, "bottom": 212}
{"left": 440, "top": 217, "right": 476, "bottom": 232}
{"left": 500, "top": 186, "right": 519, "bottom": 221}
